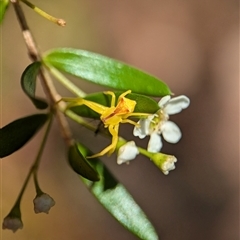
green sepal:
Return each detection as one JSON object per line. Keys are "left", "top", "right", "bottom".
{"left": 21, "top": 62, "right": 48, "bottom": 109}
{"left": 0, "top": 114, "right": 49, "bottom": 158}
{"left": 77, "top": 143, "right": 159, "bottom": 240}
{"left": 70, "top": 91, "right": 160, "bottom": 119}
{"left": 68, "top": 142, "right": 100, "bottom": 181}
{"left": 43, "top": 48, "right": 172, "bottom": 97}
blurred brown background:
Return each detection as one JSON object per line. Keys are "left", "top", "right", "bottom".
{"left": 1, "top": 0, "right": 239, "bottom": 239}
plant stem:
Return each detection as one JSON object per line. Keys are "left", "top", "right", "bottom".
{"left": 11, "top": 0, "right": 73, "bottom": 147}
{"left": 32, "top": 115, "right": 53, "bottom": 195}
{"left": 138, "top": 147, "right": 153, "bottom": 159}
{"left": 11, "top": 162, "right": 33, "bottom": 210}
{"left": 11, "top": 115, "right": 52, "bottom": 208}
{"left": 19, "top": 0, "right": 66, "bottom": 26}
{"left": 44, "top": 63, "right": 86, "bottom": 97}
{"left": 11, "top": 0, "right": 115, "bottom": 150}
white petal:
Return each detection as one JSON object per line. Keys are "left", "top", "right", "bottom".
{"left": 164, "top": 95, "right": 190, "bottom": 115}
{"left": 133, "top": 118, "right": 151, "bottom": 139}
{"left": 162, "top": 121, "right": 182, "bottom": 143}
{"left": 117, "top": 141, "right": 139, "bottom": 164}
{"left": 147, "top": 132, "right": 162, "bottom": 152}
{"left": 158, "top": 95, "right": 171, "bottom": 108}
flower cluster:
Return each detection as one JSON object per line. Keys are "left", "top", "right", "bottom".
{"left": 117, "top": 95, "right": 190, "bottom": 175}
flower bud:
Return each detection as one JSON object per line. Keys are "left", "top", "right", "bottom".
{"left": 150, "top": 152, "right": 177, "bottom": 175}
{"left": 33, "top": 193, "right": 55, "bottom": 214}
{"left": 161, "top": 156, "right": 177, "bottom": 175}
{"left": 2, "top": 216, "right": 23, "bottom": 233}
{"left": 117, "top": 141, "right": 139, "bottom": 164}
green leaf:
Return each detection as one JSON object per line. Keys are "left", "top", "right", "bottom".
{"left": 0, "top": 114, "right": 49, "bottom": 158}
{"left": 0, "top": 0, "right": 9, "bottom": 24}
{"left": 77, "top": 143, "right": 158, "bottom": 240}
{"left": 21, "top": 62, "right": 48, "bottom": 109}
{"left": 68, "top": 142, "right": 100, "bottom": 181}
{"left": 43, "top": 48, "right": 172, "bottom": 97}
{"left": 70, "top": 91, "right": 160, "bottom": 119}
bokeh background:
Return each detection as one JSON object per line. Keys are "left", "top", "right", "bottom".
{"left": 1, "top": 0, "right": 239, "bottom": 239}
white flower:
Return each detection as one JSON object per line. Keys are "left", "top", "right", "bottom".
{"left": 117, "top": 141, "right": 139, "bottom": 164}
{"left": 2, "top": 216, "right": 23, "bottom": 233}
{"left": 33, "top": 193, "right": 55, "bottom": 214}
{"left": 134, "top": 95, "right": 190, "bottom": 152}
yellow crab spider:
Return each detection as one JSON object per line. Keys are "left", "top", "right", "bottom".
{"left": 62, "top": 90, "right": 150, "bottom": 158}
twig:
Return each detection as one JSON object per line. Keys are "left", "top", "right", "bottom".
{"left": 20, "top": 0, "right": 66, "bottom": 26}
{"left": 11, "top": 0, "right": 73, "bottom": 146}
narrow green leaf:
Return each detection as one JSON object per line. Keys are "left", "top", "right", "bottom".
{"left": 69, "top": 91, "right": 160, "bottom": 119}
{"left": 68, "top": 142, "right": 100, "bottom": 181}
{"left": 0, "top": 0, "right": 9, "bottom": 24}
{"left": 77, "top": 143, "right": 159, "bottom": 240}
{"left": 21, "top": 62, "right": 48, "bottom": 109}
{"left": 0, "top": 114, "right": 49, "bottom": 158}
{"left": 43, "top": 48, "right": 172, "bottom": 97}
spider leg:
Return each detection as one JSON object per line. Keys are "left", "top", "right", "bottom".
{"left": 87, "top": 124, "right": 119, "bottom": 158}
{"left": 61, "top": 97, "right": 107, "bottom": 114}
{"left": 107, "top": 124, "right": 119, "bottom": 155}
{"left": 104, "top": 91, "right": 116, "bottom": 107}
{"left": 118, "top": 90, "right": 131, "bottom": 100}
{"left": 125, "top": 112, "right": 150, "bottom": 117}
{"left": 59, "top": 97, "right": 85, "bottom": 111}
{"left": 121, "top": 119, "right": 139, "bottom": 126}
{"left": 121, "top": 113, "right": 150, "bottom": 126}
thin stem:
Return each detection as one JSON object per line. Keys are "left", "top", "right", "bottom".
{"left": 33, "top": 115, "right": 53, "bottom": 171}
{"left": 11, "top": 0, "right": 29, "bottom": 31}
{"left": 138, "top": 147, "right": 153, "bottom": 159}
{"left": 32, "top": 115, "right": 53, "bottom": 195}
{"left": 11, "top": 115, "right": 52, "bottom": 209}
{"left": 11, "top": 0, "right": 38, "bottom": 60}
{"left": 19, "top": 0, "right": 66, "bottom": 26}
{"left": 11, "top": 164, "right": 33, "bottom": 209}
{"left": 44, "top": 63, "right": 86, "bottom": 97}
{"left": 11, "top": 0, "right": 73, "bottom": 147}
{"left": 116, "top": 137, "right": 153, "bottom": 158}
